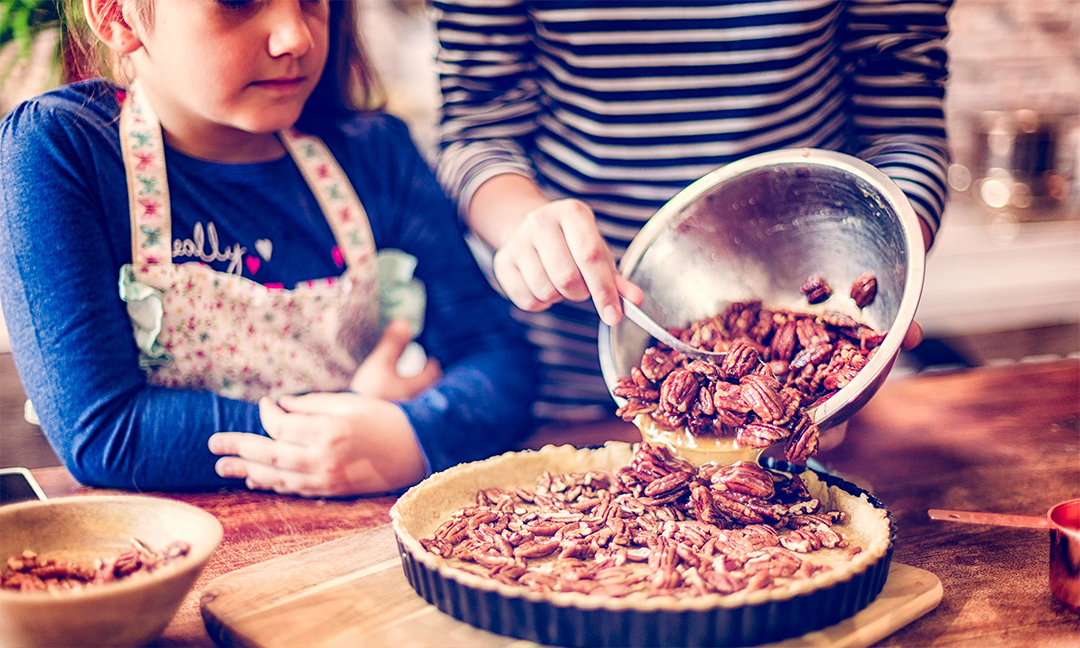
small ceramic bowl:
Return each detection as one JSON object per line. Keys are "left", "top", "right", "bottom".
{"left": 0, "top": 495, "right": 222, "bottom": 648}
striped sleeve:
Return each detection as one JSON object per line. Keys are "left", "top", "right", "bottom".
{"left": 432, "top": 0, "right": 539, "bottom": 218}
{"left": 841, "top": 0, "right": 953, "bottom": 245}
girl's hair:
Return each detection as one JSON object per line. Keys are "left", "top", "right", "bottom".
{"left": 65, "top": 0, "right": 384, "bottom": 123}
{"left": 300, "top": 0, "right": 385, "bottom": 127}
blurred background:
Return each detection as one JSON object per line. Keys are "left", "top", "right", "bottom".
{"left": 1, "top": 0, "right": 1078, "bottom": 469}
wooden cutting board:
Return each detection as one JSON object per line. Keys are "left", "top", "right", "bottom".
{"left": 200, "top": 525, "right": 942, "bottom": 648}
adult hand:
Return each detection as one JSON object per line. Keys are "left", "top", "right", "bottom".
{"left": 208, "top": 393, "right": 426, "bottom": 497}
{"left": 350, "top": 318, "right": 441, "bottom": 400}
{"left": 900, "top": 217, "right": 934, "bottom": 351}
{"left": 491, "top": 198, "right": 643, "bottom": 325}
{"left": 901, "top": 320, "right": 924, "bottom": 351}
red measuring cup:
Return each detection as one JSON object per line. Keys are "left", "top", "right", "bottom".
{"left": 929, "top": 499, "right": 1080, "bottom": 611}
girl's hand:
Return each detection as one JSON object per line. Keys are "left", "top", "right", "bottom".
{"left": 350, "top": 318, "right": 441, "bottom": 400}
{"left": 208, "top": 394, "right": 426, "bottom": 497}
{"left": 491, "top": 198, "right": 643, "bottom": 325}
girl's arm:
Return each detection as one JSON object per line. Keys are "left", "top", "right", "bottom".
{"left": 841, "top": 0, "right": 953, "bottom": 249}
{"left": 0, "top": 96, "right": 263, "bottom": 490}
{"left": 208, "top": 116, "right": 539, "bottom": 496}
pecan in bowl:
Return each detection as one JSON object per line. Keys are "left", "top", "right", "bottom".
{"left": 1, "top": 539, "right": 191, "bottom": 594}
{"left": 614, "top": 299, "right": 886, "bottom": 466}
{"left": 391, "top": 442, "right": 894, "bottom": 648}
{"left": 600, "top": 153, "right": 925, "bottom": 447}
{"left": 0, "top": 496, "right": 221, "bottom": 648}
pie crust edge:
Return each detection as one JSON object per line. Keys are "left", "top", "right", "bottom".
{"left": 390, "top": 442, "right": 892, "bottom": 612}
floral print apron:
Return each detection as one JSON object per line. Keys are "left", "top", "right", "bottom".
{"left": 117, "top": 81, "right": 381, "bottom": 402}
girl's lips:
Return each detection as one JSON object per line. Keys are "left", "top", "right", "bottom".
{"left": 252, "top": 78, "right": 306, "bottom": 91}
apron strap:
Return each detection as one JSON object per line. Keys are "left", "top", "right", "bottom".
{"left": 120, "top": 83, "right": 377, "bottom": 273}
{"left": 279, "top": 129, "right": 375, "bottom": 270}
{"left": 120, "top": 80, "right": 173, "bottom": 268}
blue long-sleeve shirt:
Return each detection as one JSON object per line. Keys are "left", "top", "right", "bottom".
{"left": 0, "top": 80, "right": 537, "bottom": 491}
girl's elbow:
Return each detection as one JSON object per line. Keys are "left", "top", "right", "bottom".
{"left": 61, "top": 452, "right": 129, "bottom": 490}
{"left": 52, "top": 430, "right": 136, "bottom": 490}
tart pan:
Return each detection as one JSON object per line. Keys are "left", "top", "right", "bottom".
{"left": 392, "top": 447, "right": 896, "bottom": 648}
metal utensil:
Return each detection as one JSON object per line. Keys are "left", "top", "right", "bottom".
{"left": 929, "top": 499, "right": 1080, "bottom": 611}
{"left": 620, "top": 298, "right": 726, "bottom": 364}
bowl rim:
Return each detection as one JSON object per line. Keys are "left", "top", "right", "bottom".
{"left": 0, "top": 494, "right": 223, "bottom": 602}
{"left": 600, "top": 147, "right": 926, "bottom": 431}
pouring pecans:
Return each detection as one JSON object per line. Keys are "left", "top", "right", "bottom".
{"left": 614, "top": 299, "right": 887, "bottom": 463}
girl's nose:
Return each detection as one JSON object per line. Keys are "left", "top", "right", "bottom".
{"left": 267, "top": 0, "right": 316, "bottom": 58}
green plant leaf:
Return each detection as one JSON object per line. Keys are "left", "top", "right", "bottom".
{"left": 11, "top": 6, "right": 33, "bottom": 60}
{"left": 0, "top": 2, "right": 17, "bottom": 42}
{"left": 1, "top": 0, "right": 65, "bottom": 90}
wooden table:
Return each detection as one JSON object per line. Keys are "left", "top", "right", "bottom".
{"left": 28, "top": 359, "right": 1080, "bottom": 647}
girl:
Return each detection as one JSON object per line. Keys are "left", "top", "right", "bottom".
{"left": 0, "top": 0, "right": 536, "bottom": 496}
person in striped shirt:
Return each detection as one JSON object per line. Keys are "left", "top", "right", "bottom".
{"left": 432, "top": 0, "right": 952, "bottom": 423}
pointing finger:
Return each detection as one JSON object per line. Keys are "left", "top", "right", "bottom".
{"left": 561, "top": 213, "right": 620, "bottom": 324}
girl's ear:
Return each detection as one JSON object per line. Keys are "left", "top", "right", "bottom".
{"left": 83, "top": 0, "right": 143, "bottom": 54}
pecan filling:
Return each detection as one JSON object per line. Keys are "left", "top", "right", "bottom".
{"left": 614, "top": 300, "right": 886, "bottom": 463}
{"left": 418, "top": 443, "right": 862, "bottom": 599}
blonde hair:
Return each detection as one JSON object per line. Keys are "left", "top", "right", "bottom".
{"left": 61, "top": 0, "right": 122, "bottom": 82}
{"left": 65, "top": 0, "right": 383, "bottom": 120}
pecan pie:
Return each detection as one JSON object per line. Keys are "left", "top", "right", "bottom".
{"left": 391, "top": 442, "right": 894, "bottom": 647}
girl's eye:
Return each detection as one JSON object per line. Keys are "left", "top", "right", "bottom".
{"left": 216, "top": 0, "right": 256, "bottom": 10}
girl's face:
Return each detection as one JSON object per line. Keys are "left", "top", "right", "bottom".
{"left": 128, "top": 0, "right": 330, "bottom": 150}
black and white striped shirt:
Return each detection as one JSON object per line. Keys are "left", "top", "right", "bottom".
{"left": 433, "top": 0, "right": 951, "bottom": 422}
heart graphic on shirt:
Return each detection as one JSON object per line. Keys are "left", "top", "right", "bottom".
{"left": 331, "top": 246, "right": 344, "bottom": 268}
{"left": 255, "top": 239, "right": 273, "bottom": 261}
{"left": 245, "top": 256, "right": 261, "bottom": 275}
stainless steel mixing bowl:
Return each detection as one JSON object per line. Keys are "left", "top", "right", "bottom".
{"left": 599, "top": 148, "right": 926, "bottom": 432}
